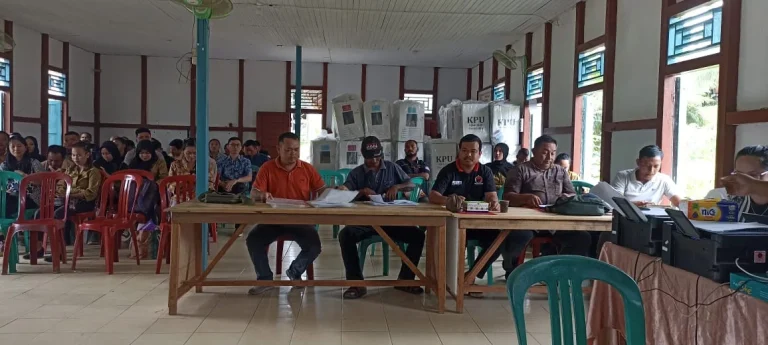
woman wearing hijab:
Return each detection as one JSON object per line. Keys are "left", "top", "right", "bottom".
{"left": 127, "top": 140, "right": 166, "bottom": 259}
{"left": 487, "top": 143, "right": 515, "bottom": 188}
{"left": 24, "top": 136, "right": 45, "bottom": 162}
{"left": 128, "top": 140, "right": 168, "bottom": 180}
{"left": 94, "top": 141, "right": 126, "bottom": 175}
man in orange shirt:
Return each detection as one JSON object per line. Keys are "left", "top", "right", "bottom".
{"left": 246, "top": 132, "right": 326, "bottom": 295}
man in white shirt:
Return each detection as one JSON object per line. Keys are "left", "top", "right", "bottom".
{"left": 611, "top": 145, "right": 684, "bottom": 207}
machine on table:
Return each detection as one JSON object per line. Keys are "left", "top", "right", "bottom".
{"left": 610, "top": 197, "right": 669, "bottom": 257}
{"left": 662, "top": 209, "right": 768, "bottom": 283}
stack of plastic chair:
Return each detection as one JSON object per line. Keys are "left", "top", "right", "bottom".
{"left": 72, "top": 172, "right": 145, "bottom": 274}
{"left": 507, "top": 256, "right": 645, "bottom": 345}
{"left": 337, "top": 168, "right": 352, "bottom": 180}
{"left": 156, "top": 175, "right": 196, "bottom": 273}
{"left": 2, "top": 172, "right": 73, "bottom": 274}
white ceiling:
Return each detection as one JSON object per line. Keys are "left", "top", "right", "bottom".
{"left": 0, "top": 0, "right": 579, "bottom": 68}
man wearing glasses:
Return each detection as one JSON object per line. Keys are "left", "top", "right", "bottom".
{"left": 611, "top": 145, "right": 684, "bottom": 207}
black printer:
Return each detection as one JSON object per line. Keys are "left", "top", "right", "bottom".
{"left": 610, "top": 197, "right": 669, "bottom": 257}
{"left": 662, "top": 209, "right": 768, "bottom": 283}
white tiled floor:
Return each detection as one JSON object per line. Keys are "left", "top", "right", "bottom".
{"left": 0, "top": 226, "right": 557, "bottom": 345}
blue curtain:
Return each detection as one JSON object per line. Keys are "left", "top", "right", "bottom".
{"left": 48, "top": 99, "right": 62, "bottom": 146}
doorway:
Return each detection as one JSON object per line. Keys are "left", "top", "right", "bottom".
{"left": 672, "top": 65, "right": 719, "bottom": 198}
{"left": 580, "top": 91, "right": 603, "bottom": 183}
{"left": 291, "top": 113, "right": 323, "bottom": 162}
{"left": 48, "top": 99, "right": 63, "bottom": 146}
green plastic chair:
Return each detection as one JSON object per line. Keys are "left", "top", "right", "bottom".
{"left": 319, "top": 170, "right": 345, "bottom": 238}
{"left": 572, "top": 181, "right": 594, "bottom": 195}
{"left": 359, "top": 178, "right": 422, "bottom": 276}
{"left": 337, "top": 168, "right": 352, "bottom": 180}
{"left": 0, "top": 171, "right": 23, "bottom": 273}
{"left": 465, "top": 241, "right": 494, "bottom": 285}
{"left": 506, "top": 255, "right": 646, "bottom": 345}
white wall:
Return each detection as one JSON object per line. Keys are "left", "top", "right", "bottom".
{"left": 549, "top": 8, "right": 576, "bottom": 128}
{"left": 208, "top": 59, "right": 239, "bottom": 128}
{"left": 68, "top": 45, "right": 94, "bottom": 123}
{"left": 11, "top": 24, "right": 41, "bottom": 119}
{"left": 147, "top": 57, "right": 189, "bottom": 126}
{"left": 531, "top": 26, "right": 546, "bottom": 65}
{"left": 610, "top": 129, "right": 656, "bottom": 178}
{"left": 551, "top": 134, "right": 573, "bottom": 159}
{"left": 735, "top": 0, "right": 768, "bottom": 149}
{"left": 613, "top": 0, "right": 661, "bottom": 122}
{"left": 290, "top": 62, "right": 323, "bottom": 86}
{"left": 437, "top": 68, "right": 467, "bottom": 107}
{"left": 404, "top": 66, "right": 433, "bottom": 91}
{"left": 244, "top": 60, "right": 286, "bottom": 128}
{"left": 49, "top": 38, "right": 63, "bottom": 69}
{"left": 365, "top": 65, "right": 399, "bottom": 102}
{"left": 584, "top": 0, "right": 607, "bottom": 42}
{"left": 470, "top": 65, "right": 479, "bottom": 100}
{"left": 327, "top": 63, "right": 362, "bottom": 127}
{"left": 100, "top": 55, "right": 141, "bottom": 124}
{"left": 481, "top": 58, "right": 493, "bottom": 89}
{"left": 736, "top": 123, "right": 768, "bottom": 152}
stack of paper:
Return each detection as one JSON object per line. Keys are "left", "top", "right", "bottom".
{"left": 307, "top": 189, "right": 359, "bottom": 208}
{"left": 368, "top": 195, "right": 418, "bottom": 206}
{"left": 267, "top": 198, "right": 308, "bottom": 208}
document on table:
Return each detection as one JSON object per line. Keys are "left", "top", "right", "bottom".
{"left": 690, "top": 220, "right": 768, "bottom": 233}
{"left": 267, "top": 198, "right": 309, "bottom": 208}
{"left": 307, "top": 189, "right": 358, "bottom": 208}
{"left": 368, "top": 194, "right": 418, "bottom": 206}
{"left": 590, "top": 181, "right": 625, "bottom": 216}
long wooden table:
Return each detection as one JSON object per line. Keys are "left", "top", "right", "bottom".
{"left": 167, "top": 201, "right": 451, "bottom": 314}
{"left": 451, "top": 207, "right": 613, "bottom": 313}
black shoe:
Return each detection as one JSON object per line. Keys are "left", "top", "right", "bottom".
{"left": 22, "top": 249, "right": 45, "bottom": 260}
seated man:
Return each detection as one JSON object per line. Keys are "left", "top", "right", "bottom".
{"left": 611, "top": 145, "right": 684, "bottom": 207}
{"left": 216, "top": 137, "right": 252, "bottom": 194}
{"left": 504, "top": 135, "right": 591, "bottom": 257}
{"left": 42, "top": 145, "right": 71, "bottom": 172}
{"left": 246, "top": 132, "right": 325, "bottom": 295}
{"left": 244, "top": 140, "right": 270, "bottom": 167}
{"left": 395, "top": 139, "right": 430, "bottom": 181}
{"left": 338, "top": 136, "right": 424, "bottom": 299}
{"left": 513, "top": 147, "right": 530, "bottom": 166}
{"left": 430, "top": 134, "right": 532, "bottom": 281}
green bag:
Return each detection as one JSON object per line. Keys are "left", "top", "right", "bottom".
{"left": 197, "top": 191, "right": 255, "bottom": 205}
{"left": 549, "top": 193, "right": 609, "bottom": 216}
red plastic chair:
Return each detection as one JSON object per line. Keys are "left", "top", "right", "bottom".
{"left": 114, "top": 169, "right": 155, "bottom": 181}
{"left": 274, "top": 236, "right": 315, "bottom": 280}
{"left": 516, "top": 236, "right": 555, "bottom": 266}
{"left": 2, "top": 172, "right": 72, "bottom": 274}
{"left": 68, "top": 169, "right": 109, "bottom": 257}
{"left": 156, "top": 175, "right": 196, "bottom": 274}
{"left": 72, "top": 172, "right": 144, "bottom": 274}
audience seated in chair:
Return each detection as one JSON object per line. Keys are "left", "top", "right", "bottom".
{"left": 216, "top": 137, "right": 251, "bottom": 195}
{"left": 94, "top": 141, "right": 127, "bottom": 175}
{"left": 1, "top": 135, "right": 43, "bottom": 258}
{"left": 337, "top": 135, "right": 424, "bottom": 299}
{"left": 168, "top": 138, "right": 217, "bottom": 193}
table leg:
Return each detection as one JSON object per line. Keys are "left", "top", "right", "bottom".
{"left": 425, "top": 226, "right": 434, "bottom": 295}
{"left": 168, "top": 222, "right": 196, "bottom": 315}
{"left": 437, "top": 225, "right": 446, "bottom": 314}
{"left": 456, "top": 227, "right": 466, "bottom": 313}
{"left": 194, "top": 223, "right": 203, "bottom": 293}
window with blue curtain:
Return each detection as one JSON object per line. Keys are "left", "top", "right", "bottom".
{"left": 493, "top": 82, "right": 505, "bottom": 101}
{"left": 667, "top": 1, "right": 723, "bottom": 65}
{"left": 577, "top": 45, "right": 605, "bottom": 88}
{"left": 525, "top": 68, "right": 544, "bottom": 100}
